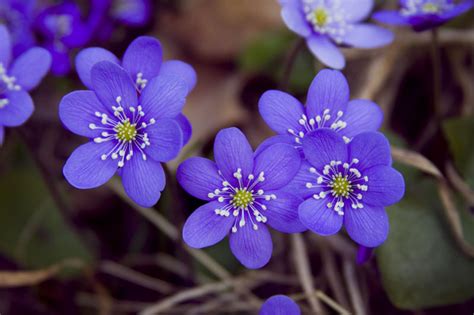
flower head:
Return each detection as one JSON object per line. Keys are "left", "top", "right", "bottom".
{"left": 178, "top": 128, "right": 305, "bottom": 269}
{"left": 373, "top": 0, "right": 473, "bottom": 32}
{"left": 287, "top": 129, "right": 405, "bottom": 247}
{"left": 279, "top": 0, "right": 393, "bottom": 69}
{"left": 0, "top": 0, "right": 36, "bottom": 56}
{"left": 258, "top": 69, "right": 383, "bottom": 153}
{"left": 0, "top": 25, "right": 51, "bottom": 144}
{"left": 111, "top": 0, "right": 151, "bottom": 26}
{"left": 59, "top": 59, "right": 190, "bottom": 207}
{"left": 260, "top": 295, "right": 301, "bottom": 315}
{"left": 75, "top": 36, "right": 196, "bottom": 144}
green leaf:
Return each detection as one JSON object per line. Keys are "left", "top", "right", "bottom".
{"left": 443, "top": 116, "right": 474, "bottom": 187}
{"left": 378, "top": 179, "right": 474, "bottom": 309}
{"left": 0, "top": 160, "right": 93, "bottom": 272}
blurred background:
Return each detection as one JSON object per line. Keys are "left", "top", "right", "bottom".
{"left": 1, "top": 0, "right": 474, "bottom": 314}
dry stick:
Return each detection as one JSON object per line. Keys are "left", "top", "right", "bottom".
{"left": 446, "top": 162, "right": 474, "bottom": 206}
{"left": 447, "top": 49, "right": 474, "bottom": 116}
{"left": 278, "top": 38, "right": 305, "bottom": 91}
{"left": 291, "top": 234, "right": 326, "bottom": 315}
{"left": 107, "top": 179, "right": 261, "bottom": 307}
{"left": 100, "top": 261, "right": 175, "bottom": 294}
{"left": 342, "top": 260, "right": 366, "bottom": 315}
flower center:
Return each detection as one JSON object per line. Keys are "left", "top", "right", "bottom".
{"left": 232, "top": 189, "right": 254, "bottom": 208}
{"left": 422, "top": 3, "right": 439, "bottom": 13}
{"left": 0, "top": 62, "right": 21, "bottom": 96}
{"left": 115, "top": 120, "right": 137, "bottom": 142}
{"left": 45, "top": 14, "right": 73, "bottom": 39}
{"left": 209, "top": 169, "right": 277, "bottom": 232}
{"left": 90, "top": 96, "right": 156, "bottom": 168}
{"left": 287, "top": 110, "right": 349, "bottom": 145}
{"left": 401, "top": 0, "right": 451, "bottom": 16}
{"left": 313, "top": 7, "right": 328, "bottom": 26}
{"left": 306, "top": 159, "right": 368, "bottom": 216}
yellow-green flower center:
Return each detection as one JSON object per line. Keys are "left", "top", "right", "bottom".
{"left": 115, "top": 120, "right": 137, "bottom": 142}
{"left": 314, "top": 8, "right": 328, "bottom": 27}
{"left": 232, "top": 189, "right": 254, "bottom": 208}
{"left": 330, "top": 174, "right": 352, "bottom": 198}
{"left": 422, "top": 3, "right": 440, "bottom": 13}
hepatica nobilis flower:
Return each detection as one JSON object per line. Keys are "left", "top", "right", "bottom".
{"left": 178, "top": 128, "right": 305, "bottom": 269}
{"left": 258, "top": 69, "right": 383, "bottom": 152}
{"left": 75, "top": 36, "right": 195, "bottom": 144}
{"left": 290, "top": 129, "right": 405, "bottom": 247}
{"left": 59, "top": 60, "right": 190, "bottom": 207}
{"left": 279, "top": 0, "right": 393, "bottom": 69}
{"left": 373, "top": 0, "right": 474, "bottom": 32}
{"left": 0, "top": 0, "right": 36, "bottom": 56}
{"left": 260, "top": 295, "right": 301, "bottom": 315}
{"left": 0, "top": 25, "right": 51, "bottom": 145}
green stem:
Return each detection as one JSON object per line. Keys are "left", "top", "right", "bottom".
{"left": 278, "top": 38, "right": 305, "bottom": 92}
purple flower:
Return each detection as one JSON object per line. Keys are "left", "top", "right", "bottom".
{"left": 110, "top": 0, "right": 151, "bottom": 27}
{"left": 279, "top": 0, "right": 393, "bottom": 69}
{"left": 0, "top": 0, "right": 36, "bottom": 56}
{"left": 260, "top": 295, "right": 301, "bottom": 315}
{"left": 0, "top": 25, "right": 51, "bottom": 144}
{"left": 177, "top": 128, "right": 305, "bottom": 269}
{"left": 373, "top": 0, "right": 474, "bottom": 32}
{"left": 258, "top": 69, "right": 383, "bottom": 153}
{"left": 289, "top": 129, "right": 405, "bottom": 247}
{"left": 75, "top": 36, "right": 196, "bottom": 145}
{"left": 35, "top": 2, "right": 93, "bottom": 75}
{"left": 356, "top": 245, "right": 374, "bottom": 264}
{"left": 59, "top": 60, "right": 190, "bottom": 207}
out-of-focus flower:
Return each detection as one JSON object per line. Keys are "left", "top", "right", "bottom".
{"left": 260, "top": 295, "right": 301, "bottom": 315}
{"left": 0, "top": 0, "right": 36, "bottom": 56}
{"left": 279, "top": 0, "right": 393, "bottom": 69}
{"left": 0, "top": 25, "right": 51, "bottom": 144}
{"left": 111, "top": 0, "right": 151, "bottom": 26}
{"left": 356, "top": 245, "right": 374, "bottom": 264}
{"left": 178, "top": 128, "right": 305, "bottom": 269}
{"left": 75, "top": 36, "right": 196, "bottom": 144}
{"left": 59, "top": 61, "right": 190, "bottom": 207}
{"left": 292, "top": 129, "right": 405, "bottom": 247}
{"left": 373, "top": 0, "right": 474, "bottom": 32}
{"left": 35, "top": 2, "right": 93, "bottom": 75}
{"left": 258, "top": 69, "right": 383, "bottom": 153}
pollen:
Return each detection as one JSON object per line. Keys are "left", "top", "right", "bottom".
{"left": 115, "top": 120, "right": 137, "bottom": 142}
{"left": 232, "top": 189, "right": 254, "bottom": 208}
{"left": 314, "top": 8, "right": 328, "bottom": 26}
{"left": 330, "top": 174, "right": 352, "bottom": 198}
{"left": 422, "top": 3, "right": 440, "bottom": 13}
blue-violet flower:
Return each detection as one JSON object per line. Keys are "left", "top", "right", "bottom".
{"left": 260, "top": 295, "right": 301, "bottom": 315}
{"left": 178, "top": 127, "right": 305, "bottom": 269}
{"left": 279, "top": 0, "right": 394, "bottom": 69}
{"left": 0, "top": 0, "right": 36, "bottom": 56}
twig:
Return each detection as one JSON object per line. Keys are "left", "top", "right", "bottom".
{"left": 278, "top": 38, "right": 305, "bottom": 92}
{"left": 391, "top": 146, "right": 443, "bottom": 178}
{"left": 100, "top": 261, "right": 174, "bottom": 294}
{"left": 291, "top": 234, "right": 326, "bottom": 315}
{"left": 316, "top": 291, "right": 352, "bottom": 315}
{"left": 445, "top": 162, "right": 474, "bottom": 206}
{"left": 342, "top": 260, "right": 366, "bottom": 315}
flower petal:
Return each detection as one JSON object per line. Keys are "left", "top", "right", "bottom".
{"left": 175, "top": 113, "right": 192, "bottom": 145}
{"left": 182, "top": 201, "right": 234, "bottom": 248}
{"left": 91, "top": 61, "right": 138, "bottom": 109}
{"left": 214, "top": 127, "right": 254, "bottom": 185}
{"left": 59, "top": 90, "right": 109, "bottom": 138}
{"left": 299, "top": 197, "right": 343, "bottom": 235}
{"left": 307, "top": 35, "right": 345, "bottom": 70}
{"left": 260, "top": 295, "right": 301, "bottom": 315}
{"left": 0, "top": 91, "right": 34, "bottom": 127}
{"left": 122, "top": 36, "right": 163, "bottom": 83}
{"left": 348, "top": 132, "right": 391, "bottom": 170}
{"left": 146, "top": 118, "right": 183, "bottom": 162}
{"left": 264, "top": 190, "right": 306, "bottom": 233}
{"left": 139, "top": 75, "right": 188, "bottom": 119}
{"left": 441, "top": 1, "right": 474, "bottom": 19}
{"left": 283, "top": 161, "right": 322, "bottom": 199}
{"left": 160, "top": 60, "right": 197, "bottom": 92}
{"left": 344, "top": 0, "right": 374, "bottom": 22}
{"left": 10, "top": 47, "right": 51, "bottom": 91}
{"left": 344, "top": 204, "right": 389, "bottom": 247}
{"left": 0, "top": 25, "right": 11, "bottom": 66}
{"left": 343, "top": 24, "right": 394, "bottom": 48}
{"left": 121, "top": 157, "right": 165, "bottom": 207}
{"left": 342, "top": 99, "right": 383, "bottom": 139}
{"left": 362, "top": 165, "right": 405, "bottom": 207}
{"left": 229, "top": 222, "right": 272, "bottom": 269}
{"left": 63, "top": 141, "right": 118, "bottom": 189}
{"left": 302, "top": 129, "right": 348, "bottom": 171}
{"left": 0, "top": 126, "right": 4, "bottom": 145}
{"left": 281, "top": 5, "right": 312, "bottom": 37}
{"left": 75, "top": 47, "right": 119, "bottom": 89}
{"left": 372, "top": 10, "right": 410, "bottom": 25}
{"left": 258, "top": 90, "right": 305, "bottom": 135}
{"left": 177, "top": 157, "right": 223, "bottom": 201}
{"left": 306, "top": 69, "right": 349, "bottom": 120}
{"left": 356, "top": 245, "right": 374, "bottom": 265}
{"left": 253, "top": 143, "right": 301, "bottom": 190}
{"left": 254, "top": 135, "right": 297, "bottom": 157}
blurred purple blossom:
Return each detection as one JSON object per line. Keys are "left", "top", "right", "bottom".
{"left": 0, "top": 0, "right": 36, "bottom": 56}
{"left": 260, "top": 295, "right": 301, "bottom": 315}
